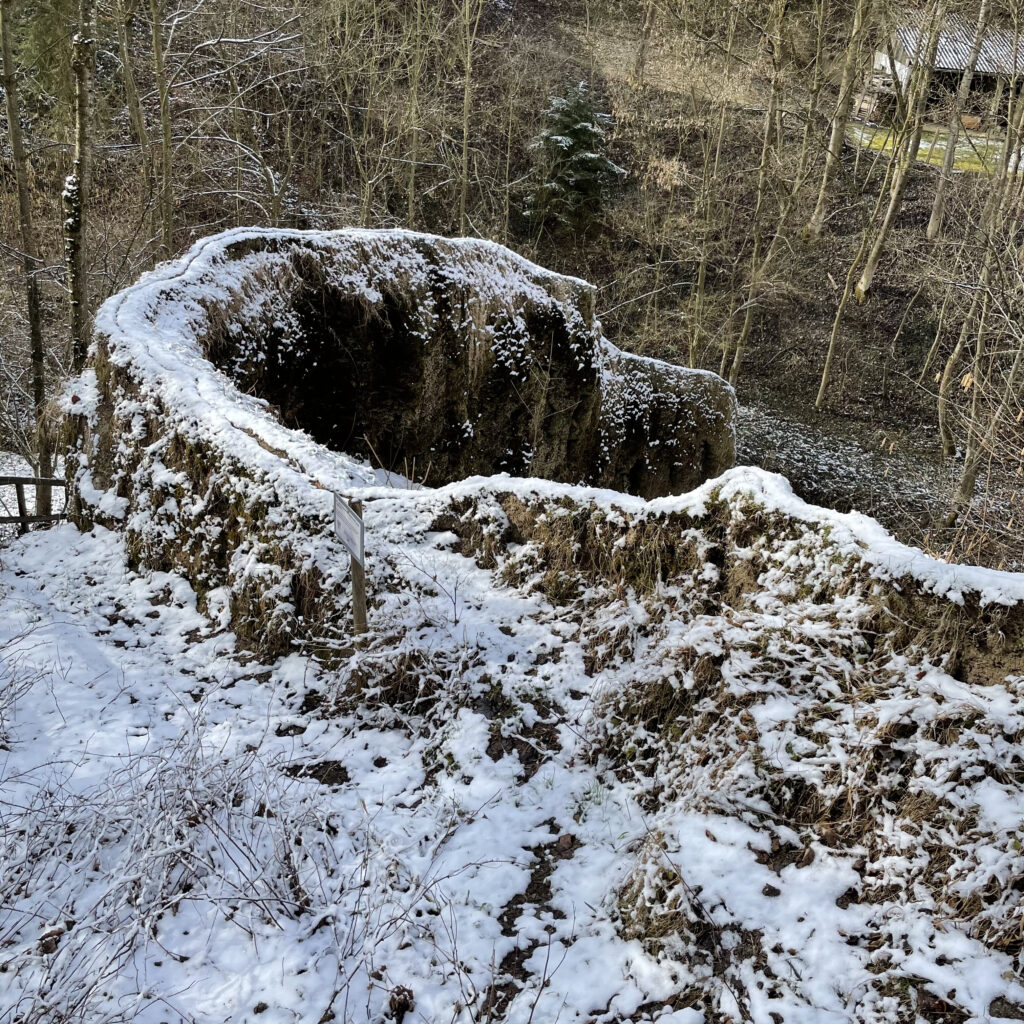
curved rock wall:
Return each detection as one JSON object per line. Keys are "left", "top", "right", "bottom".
{"left": 192, "top": 231, "right": 735, "bottom": 494}
{"left": 62, "top": 228, "right": 735, "bottom": 651}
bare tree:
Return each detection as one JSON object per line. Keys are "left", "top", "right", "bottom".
{"left": 854, "top": 0, "right": 943, "bottom": 300}
{"left": 150, "top": 0, "right": 174, "bottom": 255}
{"left": 1, "top": 0, "right": 53, "bottom": 511}
{"left": 458, "top": 0, "right": 485, "bottom": 235}
{"left": 926, "top": 0, "right": 991, "bottom": 241}
{"left": 66, "top": 0, "right": 95, "bottom": 372}
{"left": 804, "top": 0, "right": 873, "bottom": 238}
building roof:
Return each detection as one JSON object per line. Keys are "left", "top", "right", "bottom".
{"left": 894, "top": 11, "right": 1022, "bottom": 77}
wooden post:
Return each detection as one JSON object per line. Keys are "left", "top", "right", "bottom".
{"left": 350, "top": 499, "right": 367, "bottom": 635}
{"left": 333, "top": 492, "right": 367, "bottom": 635}
{"left": 14, "top": 482, "right": 27, "bottom": 536}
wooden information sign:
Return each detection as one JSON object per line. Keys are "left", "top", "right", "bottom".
{"left": 333, "top": 493, "right": 367, "bottom": 634}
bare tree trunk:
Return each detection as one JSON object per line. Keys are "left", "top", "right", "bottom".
{"left": 724, "top": 0, "right": 787, "bottom": 385}
{"left": 0, "top": 0, "right": 52, "bottom": 514}
{"left": 948, "top": 341, "right": 1023, "bottom": 522}
{"left": 1001, "top": 82, "right": 1024, "bottom": 205}
{"left": 150, "top": 0, "right": 173, "bottom": 256}
{"left": 632, "top": 0, "right": 657, "bottom": 91}
{"left": 66, "top": 0, "right": 95, "bottom": 372}
{"left": 688, "top": 6, "right": 737, "bottom": 369}
{"left": 406, "top": 0, "right": 425, "bottom": 228}
{"left": 815, "top": 153, "right": 898, "bottom": 410}
{"left": 804, "top": 0, "right": 871, "bottom": 238}
{"left": 795, "top": 0, "right": 829, "bottom": 185}
{"left": 116, "top": 0, "right": 155, "bottom": 254}
{"left": 936, "top": 159, "right": 1018, "bottom": 456}
{"left": 926, "top": 0, "right": 991, "bottom": 240}
{"left": 918, "top": 279, "right": 954, "bottom": 384}
{"left": 723, "top": 83, "right": 777, "bottom": 383}
{"left": 814, "top": 223, "right": 873, "bottom": 410}
{"left": 854, "top": 2, "right": 942, "bottom": 300}
{"left": 937, "top": 261, "right": 989, "bottom": 456}
{"left": 458, "top": 0, "right": 484, "bottom": 235}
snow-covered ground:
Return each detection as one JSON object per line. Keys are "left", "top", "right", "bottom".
{"left": 3, "top": 228, "right": 1022, "bottom": 1024}
{"left": 737, "top": 403, "right": 1023, "bottom": 571}
{"left": 2, "top": 466, "right": 1023, "bottom": 1024}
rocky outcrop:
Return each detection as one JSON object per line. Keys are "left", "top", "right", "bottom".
{"left": 190, "top": 230, "right": 735, "bottom": 495}
{"left": 62, "top": 228, "right": 735, "bottom": 652}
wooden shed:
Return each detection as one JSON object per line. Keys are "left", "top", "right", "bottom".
{"left": 864, "top": 11, "right": 1023, "bottom": 127}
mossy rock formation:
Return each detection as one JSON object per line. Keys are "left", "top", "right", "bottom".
{"left": 76, "top": 228, "right": 735, "bottom": 499}
{"left": 198, "top": 232, "right": 735, "bottom": 493}
{"left": 62, "top": 228, "right": 734, "bottom": 652}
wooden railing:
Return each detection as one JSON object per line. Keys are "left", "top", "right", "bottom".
{"left": 0, "top": 476, "right": 68, "bottom": 535}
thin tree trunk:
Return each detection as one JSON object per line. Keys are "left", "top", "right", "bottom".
{"left": 918, "top": 282, "right": 953, "bottom": 384}
{"left": 502, "top": 82, "right": 515, "bottom": 243}
{"left": 0, "top": 0, "right": 52, "bottom": 514}
{"left": 854, "top": 2, "right": 942, "bottom": 301}
{"left": 66, "top": 0, "right": 95, "bottom": 372}
{"left": 724, "top": 0, "right": 787, "bottom": 385}
{"left": 150, "top": 0, "right": 173, "bottom": 256}
{"left": 795, "top": 0, "right": 828, "bottom": 185}
{"left": 948, "top": 342, "right": 1023, "bottom": 522}
{"left": 688, "top": 8, "right": 736, "bottom": 368}
{"left": 115, "top": 0, "right": 155, "bottom": 255}
{"left": 1001, "top": 82, "right": 1024, "bottom": 204}
{"left": 815, "top": 154, "right": 898, "bottom": 410}
{"left": 937, "top": 262, "right": 989, "bottom": 456}
{"left": 458, "top": 0, "right": 484, "bottom": 235}
{"left": 406, "top": 0, "right": 425, "bottom": 228}
{"left": 632, "top": 0, "right": 657, "bottom": 91}
{"left": 723, "top": 86, "right": 777, "bottom": 383}
{"left": 815, "top": 225, "right": 873, "bottom": 410}
{"left": 805, "top": 0, "right": 871, "bottom": 238}
{"left": 927, "top": 0, "right": 991, "bottom": 240}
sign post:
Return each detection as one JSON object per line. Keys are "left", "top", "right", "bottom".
{"left": 333, "top": 493, "right": 367, "bottom": 634}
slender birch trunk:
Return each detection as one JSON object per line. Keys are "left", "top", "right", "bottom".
{"left": 0, "top": 0, "right": 52, "bottom": 514}
{"left": 66, "top": 0, "right": 95, "bottom": 372}
{"left": 927, "top": 0, "right": 991, "bottom": 240}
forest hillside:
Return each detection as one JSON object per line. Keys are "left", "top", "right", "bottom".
{"left": 2, "top": 2, "right": 1024, "bottom": 1023}
{"left": 1, "top": 0, "right": 1022, "bottom": 565}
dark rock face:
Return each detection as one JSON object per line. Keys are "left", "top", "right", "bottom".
{"left": 199, "top": 231, "right": 734, "bottom": 497}
{"left": 599, "top": 345, "right": 736, "bottom": 497}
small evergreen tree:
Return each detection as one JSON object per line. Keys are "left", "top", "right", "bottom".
{"left": 527, "top": 82, "right": 624, "bottom": 235}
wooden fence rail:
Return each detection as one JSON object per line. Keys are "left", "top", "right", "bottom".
{"left": 0, "top": 476, "right": 68, "bottom": 535}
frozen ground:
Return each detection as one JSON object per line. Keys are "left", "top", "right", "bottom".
{"left": 2, "top": 465, "right": 1023, "bottom": 1024}
{"left": 2, "top": 227, "right": 1022, "bottom": 1024}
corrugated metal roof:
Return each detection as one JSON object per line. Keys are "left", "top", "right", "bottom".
{"left": 894, "top": 11, "right": 1022, "bottom": 77}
